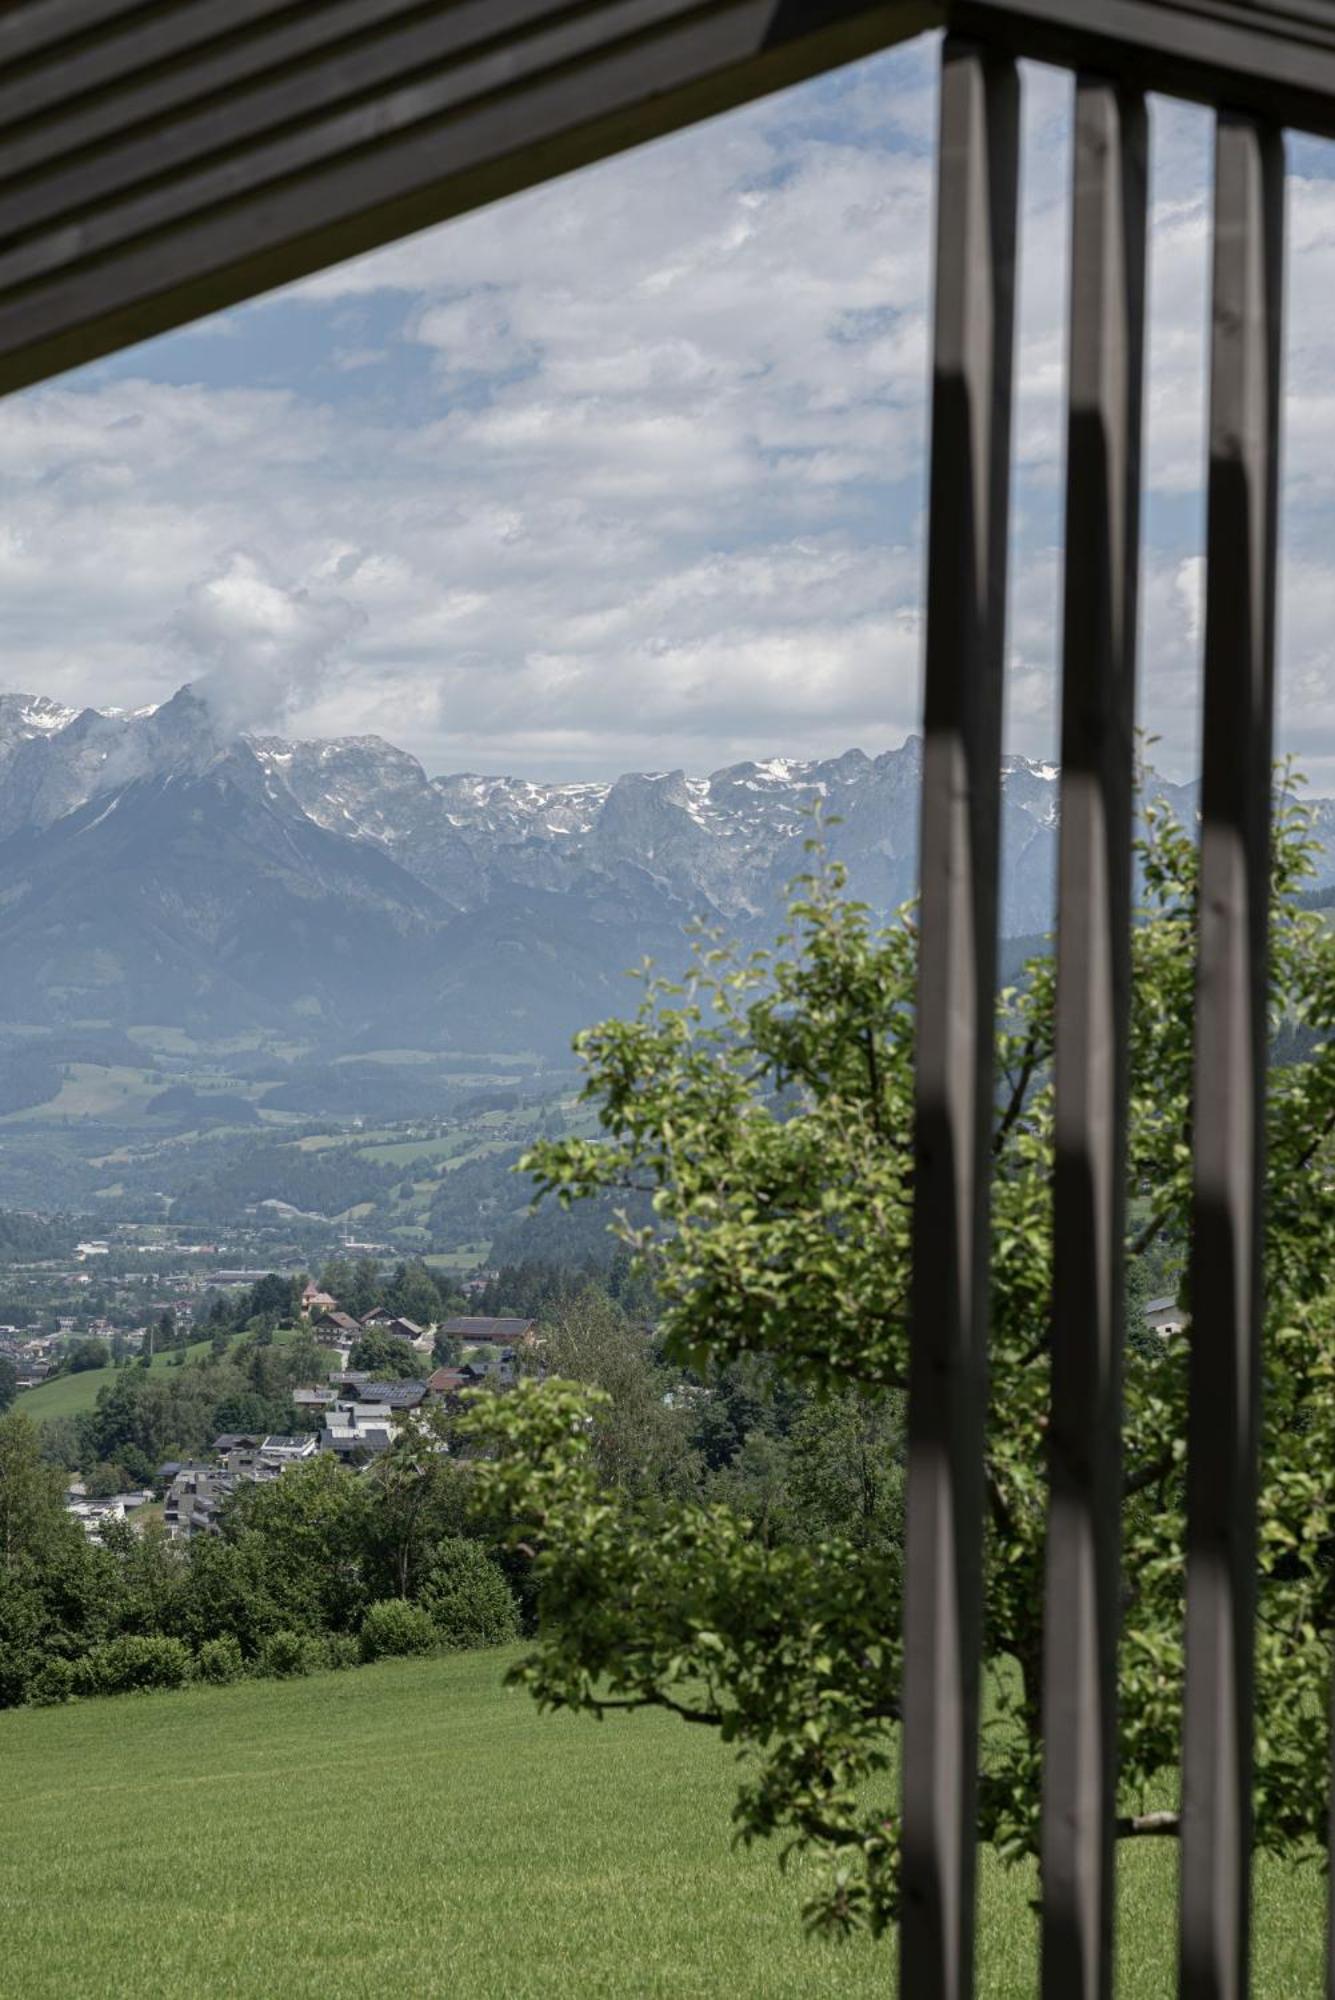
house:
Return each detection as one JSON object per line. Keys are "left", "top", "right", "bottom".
{"left": 438, "top": 1316, "right": 536, "bottom": 1347}
{"left": 1143, "top": 1294, "right": 1188, "bottom": 1338}
{"left": 357, "top": 1379, "right": 428, "bottom": 1413}
{"left": 163, "top": 1433, "right": 317, "bottom": 1537}
{"left": 292, "top": 1385, "right": 336, "bottom": 1412}
{"left": 258, "top": 1434, "right": 320, "bottom": 1465}
{"left": 328, "top": 1372, "right": 426, "bottom": 1414}
{"left": 320, "top": 1404, "right": 395, "bottom": 1459}
{"left": 163, "top": 1465, "right": 233, "bottom": 1539}
{"left": 361, "top": 1310, "right": 432, "bottom": 1350}
{"left": 464, "top": 1347, "right": 517, "bottom": 1386}
{"left": 426, "top": 1367, "right": 467, "bottom": 1400}
{"left": 302, "top": 1283, "right": 337, "bottom": 1315}
{"left": 329, "top": 1369, "right": 370, "bottom": 1395}
{"left": 65, "top": 1489, "right": 153, "bottom": 1541}
{"left": 312, "top": 1309, "right": 360, "bottom": 1347}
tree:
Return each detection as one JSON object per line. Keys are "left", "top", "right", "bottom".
{"left": 66, "top": 1338, "right": 110, "bottom": 1375}
{"left": 246, "top": 1273, "right": 297, "bottom": 1323}
{"left": 360, "top": 1408, "right": 469, "bottom": 1600}
{"left": 533, "top": 1288, "right": 698, "bottom": 1499}
{"left": 384, "top": 1259, "right": 442, "bottom": 1329}
{"left": 346, "top": 1258, "right": 383, "bottom": 1318}
{"left": 348, "top": 1328, "right": 423, "bottom": 1379}
{"left": 418, "top": 1536, "right": 520, "bottom": 1648}
{"left": 222, "top": 1455, "right": 370, "bottom": 1634}
{"left": 0, "top": 1357, "right": 16, "bottom": 1414}
{"left": 0, "top": 1412, "right": 80, "bottom": 1574}
{"left": 460, "top": 790, "right": 1335, "bottom": 1938}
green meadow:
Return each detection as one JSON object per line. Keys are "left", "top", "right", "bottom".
{"left": 17, "top": 1325, "right": 305, "bottom": 1424}
{"left": 15, "top": 1338, "right": 219, "bottom": 1422}
{"left": 0, "top": 1649, "right": 1324, "bottom": 1998}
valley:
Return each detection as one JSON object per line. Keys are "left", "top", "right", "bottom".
{"left": 0, "top": 1024, "right": 581, "bottom": 1268}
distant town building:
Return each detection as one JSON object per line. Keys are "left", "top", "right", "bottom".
{"left": 438, "top": 1316, "right": 536, "bottom": 1347}
{"left": 1143, "top": 1294, "right": 1188, "bottom": 1338}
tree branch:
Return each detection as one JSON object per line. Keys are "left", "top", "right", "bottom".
{"left": 1123, "top": 1452, "right": 1173, "bottom": 1500}
{"left": 1291, "top": 1098, "right": 1335, "bottom": 1179}
{"left": 863, "top": 1028, "right": 885, "bottom": 1142}
{"left": 1129, "top": 1206, "right": 1171, "bottom": 1260}
{"left": 993, "top": 1025, "right": 1044, "bottom": 1158}
{"left": 985, "top": 1467, "right": 1017, "bottom": 1545}
{"left": 595, "top": 1693, "right": 723, "bottom": 1728}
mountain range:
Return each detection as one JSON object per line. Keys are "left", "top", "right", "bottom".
{"left": 0, "top": 685, "right": 1329, "bottom": 1054}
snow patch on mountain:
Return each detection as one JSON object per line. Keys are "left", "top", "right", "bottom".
{"left": 3, "top": 683, "right": 1334, "bottom": 946}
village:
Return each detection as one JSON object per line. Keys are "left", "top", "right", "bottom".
{"left": 59, "top": 1283, "right": 541, "bottom": 1541}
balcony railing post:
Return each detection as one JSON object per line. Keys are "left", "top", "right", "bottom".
{"left": 1041, "top": 71, "right": 1147, "bottom": 2000}
{"left": 1178, "top": 110, "right": 1284, "bottom": 2000}
{"left": 900, "top": 34, "right": 1018, "bottom": 2000}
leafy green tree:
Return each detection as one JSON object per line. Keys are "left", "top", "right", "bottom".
{"left": 0, "top": 1357, "right": 17, "bottom": 1414}
{"left": 348, "top": 1328, "right": 423, "bottom": 1379}
{"left": 419, "top": 1536, "right": 520, "bottom": 1648}
{"left": 384, "top": 1260, "right": 441, "bottom": 1328}
{"left": 533, "top": 1288, "right": 698, "bottom": 1499}
{"left": 172, "top": 1531, "right": 283, "bottom": 1658}
{"left": 359, "top": 1596, "right": 437, "bottom": 1661}
{"left": 84, "top": 1462, "right": 126, "bottom": 1500}
{"left": 360, "top": 1408, "right": 470, "bottom": 1600}
{"left": 347, "top": 1258, "right": 384, "bottom": 1318}
{"left": 66, "top": 1338, "right": 110, "bottom": 1375}
{"left": 0, "top": 1412, "right": 80, "bottom": 1574}
{"left": 317, "top": 1258, "right": 357, "bottom": 1304}
{"left": 222, "top": 1455, "right": 370, "bottom": 1634}
{"left": 37, "top": 1417, "right": 82, "bottom": 1472}
{"left": 460, "top": 793, "right": 1335, "bottom": 1937}
{"left": 246, "top": 1273, "right": 298, "bottom": 1323}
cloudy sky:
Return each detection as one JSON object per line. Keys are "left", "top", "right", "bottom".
{"left": 4, "top": 34, "right": 1335, "bottom": 785}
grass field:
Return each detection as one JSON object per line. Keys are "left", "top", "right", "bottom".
{"left": 0, "top": 1062, "right": 163, "bottom": 1126}
{"left": 16, "top": 1337, "right": 215, "bottom": 1422}
{"left": 16, "top": 1326, "right": 304, "bottom": 1424}
{"left": 0, "top": 1650, "right": 1324, "bottom": 1998}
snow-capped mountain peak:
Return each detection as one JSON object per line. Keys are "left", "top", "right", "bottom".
{"left": 2, "top": 684, "right": 1332, "bottom": 953}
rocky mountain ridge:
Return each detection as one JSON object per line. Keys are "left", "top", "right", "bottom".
{"left": 0, "top": 684, "right": 1328, "bottom": 1049}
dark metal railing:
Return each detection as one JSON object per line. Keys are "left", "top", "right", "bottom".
{"left": 1181, "top": 110, "right": 1283, "bottom": 2000}
{"left": 902, "top": 39, "right": 1018, "bottom": 1995}
{"left": 903, "top": 34, "right": 1288, "bottom": 1998}
{"left": 0, "top": 4, "right": 1325, "bottom": 1995}
{"left": 1042, "top": 71, "right": 1145, "bottom": 2000}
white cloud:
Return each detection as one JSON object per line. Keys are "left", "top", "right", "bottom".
{"left": 2, "top": 42, "right": 1335, "bottom": 787}
{"left": 165, "top": 552, "right": 366, "bottom": 736}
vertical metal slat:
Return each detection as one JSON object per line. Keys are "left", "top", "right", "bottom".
{"left": 1041, "top": 75, "right": 1147, "bottom": 2000}
{"left": 1178, "top": 112, "right": 1284, "bottom": 2000}
{"left": 900, "top": 35, "right": 1019, "bottom": 2000}
{"left": 1327, "top": 1662, "right": 1335, "bottom": 2000}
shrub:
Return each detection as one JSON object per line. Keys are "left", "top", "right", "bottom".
{"left": 84, "top": 1635, "right": 192, "bottom": 1696}
{"left": 419, "top": 1537, "right": 520, "bottom": 1650}
{"left": 27, "top": 1657, "right": 78, "bottom": 1706}
{"left": 320, "top": 1633, "right": 361, "bottom": 1672}
{"left": 195, "top": 1635, "right": 245, "bottom": 1685}
{"left": 257, "top": 1628, "right": 319, "bottom": 1679}
{"left": 359, "top": 1598, "right": 438, "bottom": 1663}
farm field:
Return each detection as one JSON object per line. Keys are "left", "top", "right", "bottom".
{"left": 0, "top": 1649, "right": 1323, "bottom": 1999}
